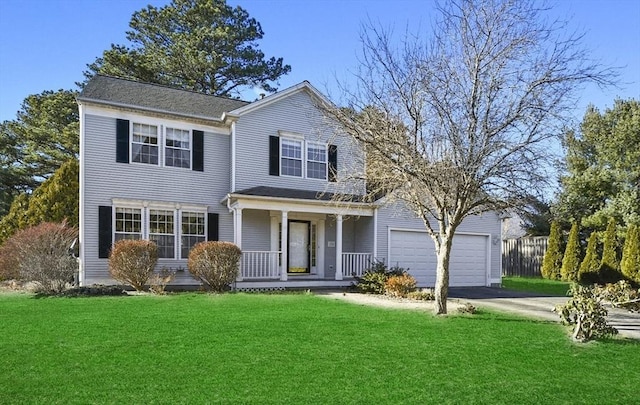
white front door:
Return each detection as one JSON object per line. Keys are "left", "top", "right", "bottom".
{"left": 288, "top": 221, "right": 310, "bottom": 273}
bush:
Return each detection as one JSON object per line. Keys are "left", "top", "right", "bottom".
{"left": 555, "top": 283, "right": 618, "bottom": 342}
{"left": 3, "top": 222, "right": 78, "bottom": 294}
{"left": 0, "top": 237, "right": 20, "bottom": 281}
{"left": 595, "top": 280, "right": 640, "bottom": 313}
{"left": 187, "top": 241, "right": 241, "bottom": 292}
{"left": 148, "top": 267, "right": 176, "bottom": 295}
{"left": 352, "top": 260, "right": 405, "bottom": 294}
{"left": 599, "top": 217, "right": 620, "bottom": 278}
{"left": 407, "top": 288, "right": 435, "bottom": 301}
{"left": 384, "top": 273, "right": 417, "bottom": 298}
{"left": 109, "top": 239, "right": 158, "bottom": 291}
{"left": 579, "top": 232, "right": 599, "bottom": 283}
{"left": 42, "top": 285, "right": 128, "bottom": 297}
{"left": 621, "top": 224, "right": 640, "bottom": 284}
{"left": 541, "top": 221, "right": 562, "bottom": 280}
{"left": 561, "top": 222, "right": 581, "bottom": 282}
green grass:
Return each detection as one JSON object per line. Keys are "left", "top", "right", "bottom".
{"left": 502, "top": 276, "right": 572, "bottom": 296}
{"left": 1, "top": 293, "right": 638, "bottom": 404}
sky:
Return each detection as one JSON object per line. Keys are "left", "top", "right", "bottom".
{"left": 0, "top": 0, "right": 639, "bottom": 125}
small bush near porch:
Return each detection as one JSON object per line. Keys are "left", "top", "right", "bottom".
{"left": 1, "top": 293, "right": 638, "bottom": 403}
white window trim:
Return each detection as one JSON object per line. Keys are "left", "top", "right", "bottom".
{"left": 111, "top": 199, "right": 207, "bottom": 260}
{"left": 128, "top": 120, "right": 194, "bottom": 170}
{"left": 164, "top": 126, "right": 192, "bottom": 169}
{"left": 306, "top": 141, "right": 328, "bottom": 180}
{"left": 278, "top": 135, "right": 329, "bottom": 180}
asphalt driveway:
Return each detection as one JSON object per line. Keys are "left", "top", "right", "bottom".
{"left": 449, "top": 287, "right": 640, "bottom": 340}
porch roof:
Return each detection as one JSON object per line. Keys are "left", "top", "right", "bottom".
{"left": 224, "top": 186, "right": 374, "bottom": 216}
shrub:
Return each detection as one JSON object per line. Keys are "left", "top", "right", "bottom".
{"left": 43, "top": 285, "right": 128, "bottom": 297}
{"left": 595, "top": 280, "right": 640, "bottom": 313}
{"left": 555, "top": 284, "right": 618, "bottom": 342}
{"left": 148, "top": 267, "right": 177, "bottom": 295}
{"left": 599, "top": 217, "right": 620, "bottom": 279}
{"left": 579, "top": 232, "right": 599, "bottom": 283}
{"left": 621, "top": 224, "right": 640, "bottom": 284}
{"left": 4, "top": 222, "right": 78, "bottom": 294}
{"left": 407, "top": 288, "right": 435, "bottom": 301}
{"left": 0, "top": 237, "right": 20, "bottom": 281}
{"left": 187, "top": 241, "right": 241, "bottom": 292}
{"left": 561, "top": 222, "right": 581, "bottom": 282}
{"left": 384, "top": 273, "right": 417, "bottom": 298}
{"left": 109, "top": 239, "right": 158, "bottom": 291}
{"left": 352, "top": 260, "right": 405, "bottom": 294}
{"left": 541, "top": 221, "right": 562, "bottom": 280}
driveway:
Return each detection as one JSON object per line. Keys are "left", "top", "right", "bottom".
{"left": 449, "top": 287, "right": 640, "bottom": 340}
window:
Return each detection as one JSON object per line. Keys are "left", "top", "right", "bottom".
{"left": 114, "top": 208, "right": 142, "bottom": 241}
{"left": 165, "top": 128, "right": 191, "bottom": 168}
{"left": 181, "top": 212, "right": 205, "bottom": 259}
{"left": 307, "top": 143, "right": 327, "bottom": 179}
{"left": 149, "top": 210, "right": 175, "bottom": 258}
{"left": 281, "top": 139, "right": 303, "bottom": 177}
{"left": 131, "top": 123, "right": 159, "bottom": 164}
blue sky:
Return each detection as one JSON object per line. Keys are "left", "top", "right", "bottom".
{"left": 0, "top": 0, "right": 638, "bottom": 124}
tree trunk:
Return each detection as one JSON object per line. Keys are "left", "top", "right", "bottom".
{"left": 434, "top": 234, "right": 454, "bottom": 315}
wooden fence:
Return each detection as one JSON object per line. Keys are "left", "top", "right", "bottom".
{"left": 502, "top": 237, "right": 548, "bottom": 277}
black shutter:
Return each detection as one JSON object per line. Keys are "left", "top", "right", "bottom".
{"left": 116, "top": 119, "right": 129, "bottom": 163}
{"left": 98, "top": 206, "right": 112, "bottom": 258}
{"left": 328, "top": 144, "right": 338, "bottom": 182}
{"left": 207, "top": 213, "right": 219, "bottom": 241}
{"left": 269, "top": 135, "right": 280, "bottom": 176}
{"left": 192, "top": 130, "right": 204, "bottom": 171}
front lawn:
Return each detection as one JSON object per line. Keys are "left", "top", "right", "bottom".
{"left": 1, "top": 293, "right": 638, "bottom": 403}
{"left": 502, "top": 276, "right": 571, "bottom": 296}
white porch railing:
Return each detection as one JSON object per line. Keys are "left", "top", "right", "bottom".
{"left": 241, "top": 251, "right": 281, "bottom": 279}
{"left": 342, "top": 253, "right": 373, "bottom": 278}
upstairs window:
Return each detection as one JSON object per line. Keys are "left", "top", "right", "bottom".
{"left": 114, "top": 207, "right": 142, "bottom": 241}
{"left": 281, "top": 139, "right": 303, "bottom": 177}
{"left": 306, "top": 142, "right": 327, "bottom": 180}
{"left": 165, "top": 128, "right": 191, "bottom": 169}
{"left": 131, "top": 123, "right": 159, "bottom": 165}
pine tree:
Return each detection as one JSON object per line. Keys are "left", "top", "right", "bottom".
{"left": 561, "top": 222, "right": 581, "bottom": 281}
{"left": 621, "top": 224, "right": 640, "bottom": 284}
{"left": 579, "top": 232, "right": 600, "bottom": 282}
{"left": 598, "top": 217, "right": 620, "bottom": 282}
{"left": 542, "top": 221, "right": 563, "bottom": 280}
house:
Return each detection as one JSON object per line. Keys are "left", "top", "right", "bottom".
{"left": 77, "top": 75, "right": 502, "bottom": 289}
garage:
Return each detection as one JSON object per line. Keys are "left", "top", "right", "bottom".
{"left": 388, "top": 229, "right": 489, "bottom": 287}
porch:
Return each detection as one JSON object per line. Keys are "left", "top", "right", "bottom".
{"left": 224, "top": 186, "right": 378, "bottom": 287}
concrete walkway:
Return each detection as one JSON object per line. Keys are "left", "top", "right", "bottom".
{"left": 449, "top": 287, "right": 640, "bottom": 340}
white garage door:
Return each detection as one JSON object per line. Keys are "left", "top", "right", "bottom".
{"left": 388, "top": 230, "right": 488, "bottom": 287}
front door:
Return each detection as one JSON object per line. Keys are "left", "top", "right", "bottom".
{"left": 288, "top": 220, "right": 310, "bottom": 273}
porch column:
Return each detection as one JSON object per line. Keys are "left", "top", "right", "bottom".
{"left": 372, "top": 208, "right": 378, "bottom": 260}
{"left": 234, "top": 208, "right": 243, "bottom": 281}
{"left": 234, "top": 208, "right": 243, "bottom": 249}
{"left": 280, "top": 210, "right": 288, "bottom": 281}
{"left": 335, "top": 214, "right": 343, "bottom": 280}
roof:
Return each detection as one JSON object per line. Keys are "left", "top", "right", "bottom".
{"left": 231, "top": 186, "right": 367, "bottom": 203}
{"left": 78, "top": 75, "right": 249, "bottom": 120}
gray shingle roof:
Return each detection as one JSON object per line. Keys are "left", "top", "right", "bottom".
{"left": 78, "top": 75, "right": 249, "bottom": 120}
{"left": 232, "top": 186, "right": 367, "bottom": 203}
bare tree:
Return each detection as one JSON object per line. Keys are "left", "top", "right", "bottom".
{"left": 322, "top": 0, "right": 615, "bottom": 314}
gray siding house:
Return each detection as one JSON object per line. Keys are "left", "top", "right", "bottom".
{"left": 78, "top": 75, "right": 502, "bottom": 289}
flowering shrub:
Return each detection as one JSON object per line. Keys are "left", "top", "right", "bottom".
{"left": 109, "top": 239, "right": 158, "bottom": 291}
{"left": 187, "top": 241, "right": 241, "bottom": 292}
{"left": 555, "top": 284, "right": 618, "bottom": 342}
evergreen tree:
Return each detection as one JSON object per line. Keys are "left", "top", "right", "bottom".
{"left": 542, "top": 221, "right": 563, "bottom": 280}
{"left": 561, "top": 222, "right": 581, "bottom": 281}
{"left": 579, "top": 232, "right": 600, "bottom": 282}
{"left": 621, "top": 224, "right": 640, "bottom": 284}
{"left": 598, "top": 217, "right": 621, "bottom": 282}
{"left": 0, "top": 160, "right": 78, "bottom": 245}
{"left": 85, "top": 0, "right": 291, "bottom": 97}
